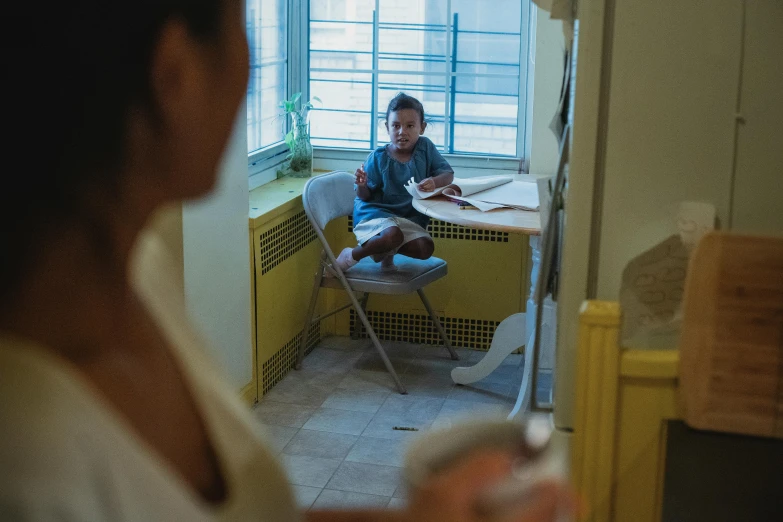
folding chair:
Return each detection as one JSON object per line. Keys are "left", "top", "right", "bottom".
{"left": 295, "top": 171, "right": 458, "bottom": 394}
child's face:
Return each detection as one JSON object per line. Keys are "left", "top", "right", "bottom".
{"left": 385, "top": 109, "right": 427, "bottom": 152}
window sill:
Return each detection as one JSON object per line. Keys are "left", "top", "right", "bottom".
{"left": 249, "top": 171, "right": 330, "bottom": 229}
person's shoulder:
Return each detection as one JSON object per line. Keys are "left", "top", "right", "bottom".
{"left": 367, "top": 145, "right": 389, "bottom": 161}
{"left": 364, "top": 145, "right": 390, "bottom": 172}
{"left": 0, "top": 346, "right": 102, "bottom": 513}
{"left": 417, "top": 136, "right": 435, "bottom": 150}
{"left": 415, "top": 136, "right": 441, "bottom": 157}
{"left": 0, "top": 343, "right": 98, "bottom": 455}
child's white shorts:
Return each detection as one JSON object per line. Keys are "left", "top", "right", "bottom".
{"left": 353, "top": 216, "right": 430, "bottom": 249}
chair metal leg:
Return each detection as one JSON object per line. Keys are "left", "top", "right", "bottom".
{"left": 296, "top": 260, "right": 325, "bottom": 370}
{"left": 328, "top": 255, "right": 406, "bottom": 393}
{"left": 353, "top": 301, "right": 407, "bottom": 394}
{"left": 351, "top": 293, "right": 370, "bottom": 340}
{"left": 417, "top": 289, "right": 459, "bottom": 360}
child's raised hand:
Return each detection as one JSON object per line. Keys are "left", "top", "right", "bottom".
{"left": 417, "top": 178, "right": 436, "bottom": 192}
{"left": 355, "top": 164, "right": 367, "bottom": 187}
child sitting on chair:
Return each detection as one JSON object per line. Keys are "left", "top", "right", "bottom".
{"left": 335, "top": 93, "right": 454, "bottom": 272}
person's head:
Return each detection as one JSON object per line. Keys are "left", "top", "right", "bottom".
{"left": 384, "top": 93, "right": 427, "bottom": 152}
{"left": 3, "top": 0, "right": 249, "bottom": 304}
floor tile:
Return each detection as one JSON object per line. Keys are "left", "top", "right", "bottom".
{"left": 321, "top": 388, "right": 390, "bottom": 414}
{"left": 377, "top": 395, "right": 446, "bottom": 419}
{"left": 353, "top": 352, "right": 412, "bottom": 374}
{"left": 281, "top": 454, "right": 342, "bottom": 488}
{"left": 257, "top": 423, "right": 299, "bottom": 454}
{"left": 417, "top": 345, "right": 474, "bottom": 362}
{"left": 405, "top": 346, "right": 468, "bottom": 376}
{"left": 338, "top": 369, "right": 400, "bottom": 393}
{"left": 282, "top": 429, "right": 358, "bottom": 460}
{"left": 431, "top": 399, "right": 510, "bottom": 428}
{"left": 252, "top": 400, "right": 316, "bottom": 428}
{"left": 362, "top": 395, "right": 445, "bottom": 440}
{"left": 387, "top": 497, "right": 407, "bottom": 509}
{"left": 393, "top": 483, "right": 409, "bottom": 499}
{"left": 448, "top": 380, "right": 514, "bottom": 405}
{"left": 303, "top": 407, "right": 375, "bottom": 435}
{"left": 316, "top": 336, "right": 369, "bottom": 352}
{"left": 290, "top": 485, "right": 321, "bottom": 510}
{"left": 254, "top": 337, "right": 526, "bottom": 512}
{"left": 477, "top": 363, "right": 525, "bottom": 385}
{"left": 325, "top": 461, "right": 402, "bottom": 497}
{"left": 397, "top": 372, "right": 454, "bottom": 399}
{"left": 345, "top": 436, "right": 409, "bottom": 467}
{"left": 500, "top": 352, "right": 524, "bottom": 367}
{"left": 261, "top": 372, "right": 340, "bottom": 408}
{"left": 301, "top": 348, "right": 364, "bottom": 374}
{"left": 311, "top": 489, "right": 390, "bottom": 510}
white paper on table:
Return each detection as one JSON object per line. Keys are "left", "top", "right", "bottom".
{"left": 404, "top": 175, "right": 513, "bottom": 200}
{"left": 444, "top": 196, "right": 507, "bottom": 212}
{"left": 443, "top": 181, "right": 539, "bottom": 212}
{"left": 464, "top": 181, "right": 540, "bottom": 210}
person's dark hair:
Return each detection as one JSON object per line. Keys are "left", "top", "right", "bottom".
{"left": 385, "top": 92, "right": 426, "bottom": 124}
{"left": 2, "top": 1, "right": 226, "bottom": 305}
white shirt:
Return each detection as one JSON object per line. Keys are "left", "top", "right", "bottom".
{"left": 0, "top": 233, "right": 299, "bottom": 521}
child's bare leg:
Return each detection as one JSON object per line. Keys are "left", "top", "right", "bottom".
{"left": 352, "top": 226, "right": 404, "bottom": 261}
{"left": 397, "top": 237, "right": 435, "bottom": 260}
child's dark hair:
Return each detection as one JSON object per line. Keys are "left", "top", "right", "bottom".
{"left": 385, "top": 93, "right": 425, "bottom": 124}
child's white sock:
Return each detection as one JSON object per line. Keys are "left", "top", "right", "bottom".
{"left": 335, "top": 247, "right": 358, "bottom": 272}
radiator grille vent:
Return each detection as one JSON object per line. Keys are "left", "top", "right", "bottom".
{"left": 261, "top": 322, "right": 321, "bottom": 396}
{"left": 348, "top": 216, "right": 508, "bottom": 243}
{"left": 259, "top": 211, "right": 317, "bottom": 275}
{"left": 350, "top": 310, "right": 500, "bottom": 351}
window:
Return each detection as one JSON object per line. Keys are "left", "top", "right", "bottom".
{"left": 309, "top": 0, "right": 529, "bottom": 157}
{"left": 246, "top": 0, "right": 288, "bottom": 154}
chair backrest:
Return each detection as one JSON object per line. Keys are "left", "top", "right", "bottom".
{"left": 302, "top": 171, "right": 355, "bottom": 232}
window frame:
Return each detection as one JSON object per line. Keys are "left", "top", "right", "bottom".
{"left": 247, "top": 0, "right": 306, "bottom": 188}
{"left": 249, "top": 0, "right": 534, "bottom": 188}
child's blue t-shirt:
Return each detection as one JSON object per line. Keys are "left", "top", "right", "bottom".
{"left": 353, "top": 136, "right": 453, "bottom": 229}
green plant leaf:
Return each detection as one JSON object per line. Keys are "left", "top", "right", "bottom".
{"left": 311, "top": 96, "right": 322, "bottom": 105}
{"left": 291, "top": 92, "right": 302, "bottom": 105}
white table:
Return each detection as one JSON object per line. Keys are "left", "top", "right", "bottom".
{"left": 413, "top": 197, "right": 551, "bottom": 419}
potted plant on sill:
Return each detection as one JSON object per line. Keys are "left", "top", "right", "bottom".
{"left": 277, "top": 93, "right": 321, "bottom": 179}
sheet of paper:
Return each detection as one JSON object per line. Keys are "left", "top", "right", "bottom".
{"left": 404, "top": 175, "right": 513, "bottom": 200}
{"left": 446, "top": 176, "right": 513, "bottom": 197}
{"left": 465, "top": 181, "right": 540, "bottom": 210}
{"left": 446, "top": 195, "right": 507, "bottom": 212}
{"left": 404, "top": 177, "right": 447, "bottom": 199}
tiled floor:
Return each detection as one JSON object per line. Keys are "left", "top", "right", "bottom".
{"left": 252, "top": 336, "right": 551, "bottom": 511}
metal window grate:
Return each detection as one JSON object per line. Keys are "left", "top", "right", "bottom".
{"left": 348, "top": 216, "right": 508, "bottom": 243}
{"left": 261, "top": 322, "right": 321, "bottom": 396}
{"left": 259, "top": 211, "right": 317, "bottom": 275}
{"left": 350, "top": 310, "right": 500, "bottom": 351}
